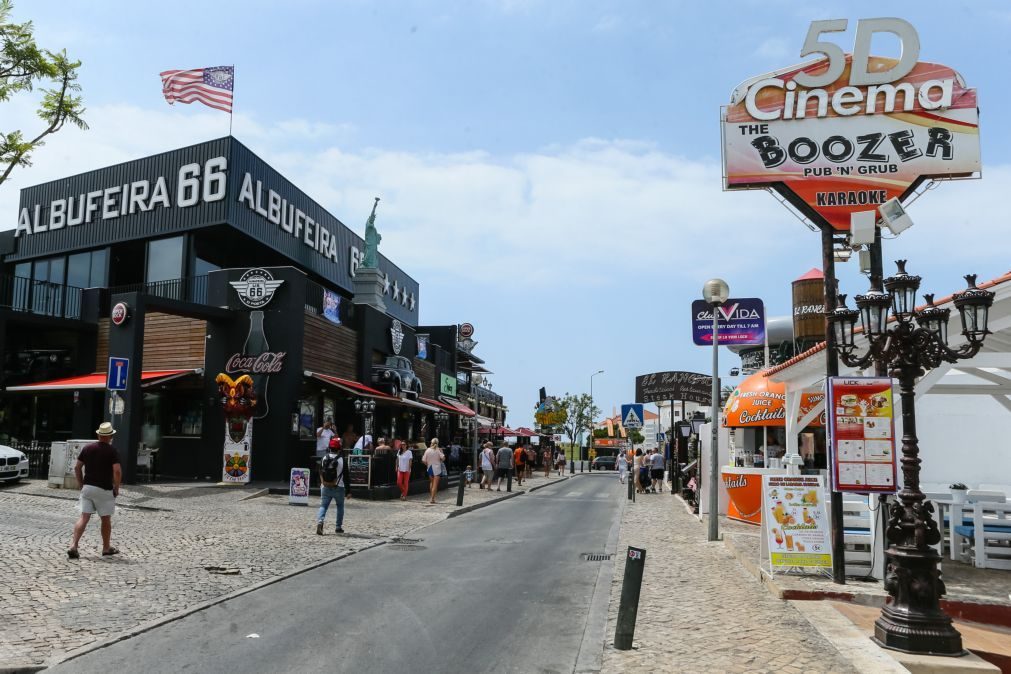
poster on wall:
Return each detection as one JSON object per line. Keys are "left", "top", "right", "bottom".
{"left": 322, "top": 289, "right": 341, "bottom": 325}
{"left": 217, "top": 373, "right": 256, "bottom": 484}
{"left": 827, "top": 377, "right": 897, "bottom": 493}
{"left": 289, "top": 468, "right": 310, "bottom": 505}
{"left": 762, "top": 474, "right": 832, "bottom": 570}
{"left": 417, "top": 334, "right": 429, "bottom": 360}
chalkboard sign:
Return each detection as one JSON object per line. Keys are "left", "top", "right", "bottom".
{"left": 635, "top": 371, "right": 712, "bottom": 404}
{"left": 348, "top": 455, "right": 372, "bottom": 486}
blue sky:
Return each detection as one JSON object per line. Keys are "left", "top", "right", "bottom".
{"left": 5, "top": 0, "right": 1011, "bottom": 427}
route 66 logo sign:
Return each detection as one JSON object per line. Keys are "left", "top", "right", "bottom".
{"left": 391, "top": 319, "right": 405, "bottom": 355}
{"left": 230, "top": 268, "right": 284, "bottom": 309}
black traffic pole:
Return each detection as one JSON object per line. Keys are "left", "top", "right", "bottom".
{"left": 820, "top": 221, "right": 846, "bottom": 585}
{"left": 868, "top": 226, "right": 892, "bottom": 572}
{"left": 456, "top": 470, "right": 466, "bottom": 506}
{"left": 628, "top": 471, "right": 635, "bottom": 502}
{"left": 614, "top": 546, "right": 646, "bottom": 650}
{"left": 507, "top": 466, "right": 513, "bottom": 492}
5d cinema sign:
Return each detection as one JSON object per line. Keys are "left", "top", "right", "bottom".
{"left": 722, "top": 18, "right": 980, "bottom": 231}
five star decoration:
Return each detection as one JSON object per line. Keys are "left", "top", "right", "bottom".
{"left": 391, "top": 279, "right": 401, "bottom": 303}
{"left": 372, "top": 270, "right": 414, "bottom": 312}
{"left": 408, "top": 293, "right": 416, "bottom": 311}
{"left": 381, "top": 272, "right": 391, "bottom": 296}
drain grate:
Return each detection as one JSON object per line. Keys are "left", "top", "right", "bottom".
{"left": 389, "top": 537, "right": 423, "bottom": 545}
{"left": 389, "top": 544, "right": 427, "bottom": 551}
{"left": 581, "top": 553, "right": 613, "bottom": 562}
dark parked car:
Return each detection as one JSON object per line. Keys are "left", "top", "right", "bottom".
{"left": 371, "top": 355, "right": 422, "bottom": 398}
{"left": 591, "top": 456, "right": 617, "bottom": 471}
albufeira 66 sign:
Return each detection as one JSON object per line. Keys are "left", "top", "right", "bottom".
{"left": 722, "top": 18, "right": 980, "bottom": 231}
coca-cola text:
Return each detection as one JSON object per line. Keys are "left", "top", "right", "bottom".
{"left": 225, "top": 351, "right": 286, "bottom": 374}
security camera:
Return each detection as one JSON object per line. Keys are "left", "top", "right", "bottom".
{"left": 879, "top": 198, "right": 914, "bottom": 235}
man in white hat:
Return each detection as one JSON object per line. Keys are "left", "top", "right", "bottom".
{"left": 68, "top": 422, "right": 122, "bottom": 559}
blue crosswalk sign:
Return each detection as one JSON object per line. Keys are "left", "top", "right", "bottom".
{"left": 107, "top": 357, "right": 130, "bottom": 391}
{"left": 621, "top": 404, "right": 644, "bottom": 429}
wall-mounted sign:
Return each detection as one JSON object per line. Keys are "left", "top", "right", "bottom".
{"left": 111, "top": 302, "right": 130, "bottom": 326}
{"left": 416, "top": 334, "right": 429, "bottom": 360}
{"left": 106, "top": 356, "right": 130, "bottom": 391}
{"left": 322, "top": 289, "right": 341, "bottom": 325}
{"left": 692, "top": 298, "right": 766, "bottom": 346}
{"left": 459, "top": 323, "right": 475, "bottom": 339}
{"left": 763, "top": 474, "right": 832, "bottom": 569}
{"left": 224, "top": 351, "right": 286, "bottom": 374}
{"left": 391, "top": 319, "right": 405, "bottom": 355}
{"left": 827, "top": 376, "right": 897, "bottom": 493}
{"left": 237, "top": 172, "right": 339, "bottom": 261}
{"left": 229, "top": 268, "right": 284, "bottom": 309}
{"left": 440, "top": 373, "right": 457, "bottom": 397}
{"left": 635, "top": 370, "right": 712, "bottom": 404}
{"left": 722, "top": 18, "right": 980, "bottom": 231}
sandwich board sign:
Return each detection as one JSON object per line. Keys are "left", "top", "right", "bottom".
{"left": 621, "top": 404, "right": 644, "bottom": 429}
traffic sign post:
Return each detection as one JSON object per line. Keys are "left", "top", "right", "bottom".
{"left": 620, "top": 404, "right": 644, "bottom": 430}
{"left": 107, "top": 357, "right": 130, "bottom": 391}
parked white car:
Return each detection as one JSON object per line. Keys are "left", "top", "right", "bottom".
{"left": 0, "top": 445, "right": 30, "bottom": 483}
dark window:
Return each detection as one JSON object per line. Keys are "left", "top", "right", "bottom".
{"left": 67, "top": 253, "right": 91, "bottom": 288}
{"left": 146, "top": 236, "right": 184, "bottom": 298}
{"left": 12, "top": 262, "right": 30, "bottom": 310}
{"left": 89, "top": 248, "right": 108, "bottom": 287}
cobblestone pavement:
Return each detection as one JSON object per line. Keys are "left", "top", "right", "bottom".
{"left": 601, "top": 493, "right": 858, "bottom": 674}
{"left": 0, "top": 472, "right": 565, "bottom": 667}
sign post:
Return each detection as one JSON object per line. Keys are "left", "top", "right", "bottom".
{"left": 620, "top": 404, "right": 643, "bottom": 430}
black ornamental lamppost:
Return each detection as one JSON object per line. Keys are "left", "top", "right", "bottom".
{"left": 434, "top": 411, "right": 449, "bottom": 444}
{"left": 353, "top": 398, "right": 376, "bottom": 439}
{"left": 828, "top": 261, "right": 994, "bottom": 656}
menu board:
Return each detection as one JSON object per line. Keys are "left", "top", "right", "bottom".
{"left": 289, "top": 467, "right": 310, "bottom": 505}
{"left": 348, "top": 455, "right": 372, "bottom": 486}
{"left": 826, "top": 377, "right": 897, "bottom": 493}
{"left": 762, "top": 475, "right": 832, "bottom": 569}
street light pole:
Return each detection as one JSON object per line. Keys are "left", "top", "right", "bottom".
{"left": 590, "top": 369, "right": 603, "bottom": 470}
{"left": 703, "top": 279, "right": 729, "bottom": 543}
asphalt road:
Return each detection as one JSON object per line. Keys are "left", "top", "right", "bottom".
{"left": 47, "top": 473, "right": 623, "bottom": 674}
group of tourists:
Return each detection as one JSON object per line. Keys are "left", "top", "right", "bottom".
{"left": 616, "top": 447, "right": 666, "bottom": 494}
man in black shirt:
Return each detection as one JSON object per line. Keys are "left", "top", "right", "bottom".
{"left": 68, "top": 422, "right": 122, "bottom": 559}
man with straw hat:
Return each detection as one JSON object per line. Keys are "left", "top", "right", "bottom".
{"left": 68, "top": 422, "right": 122, "bottom": 559}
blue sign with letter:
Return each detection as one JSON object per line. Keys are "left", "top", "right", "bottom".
{"left": 621, "top": 404, "right": 644, "bottom": 429}
{"left": 691, "top": 297, "right": 765, "bottom": 346}
{"left": 107, "top": 357, "right": 130, "bottom": 391}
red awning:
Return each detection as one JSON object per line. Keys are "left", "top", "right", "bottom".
{"left": 305, "top": 371, "right": 396, "bottom": 399}
{"left": 437, "top": 397, "right": 477, "bottom": 417}
{"left": 6, "top": 369, "right": 199, "bottom": 392}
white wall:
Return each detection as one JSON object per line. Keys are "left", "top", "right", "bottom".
{"left": 909, "top": 392, "right": 1011, "bottom": 491}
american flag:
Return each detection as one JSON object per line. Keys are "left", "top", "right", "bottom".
{"left": 159, "top": 66, "right": 234, "bottom": 113}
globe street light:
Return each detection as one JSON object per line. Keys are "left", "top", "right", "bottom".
{"left": 590, "top": 369, "right": 604, "bottom": 470}
{"left": 703, "top": 278, "right": 729, "bottom": 542}
{"left": 828, "top": 261, "right": 993, "bottom": 656}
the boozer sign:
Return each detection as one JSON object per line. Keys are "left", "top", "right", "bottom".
{"left": 722, "top": 18, "right": 980, "bottom": 231}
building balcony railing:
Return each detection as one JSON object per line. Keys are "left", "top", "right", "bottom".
{"left": 0, "top": 275, "right": 83, "bottom": 320}
{"left": 108, "top": 275, "right": 209, "bottom": 305}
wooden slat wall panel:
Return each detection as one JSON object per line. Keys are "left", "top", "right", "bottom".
{"left": 142, "top": 313, "right": 207, "bottom": 370}
{"left": 303, "top": 313, "right": 358, "bottom": 380}
{"left": 414, "top": 359, "right": 436, "bottom": 398}
{"left": 96, "top": 319, "right": 110, "bottom": 367}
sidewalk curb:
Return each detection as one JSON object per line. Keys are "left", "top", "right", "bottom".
{"left": 575, "top": 481, "right": 623, "bottom": 673}
{"left": 39, "top": 539, "right": 387, "bottom": 671}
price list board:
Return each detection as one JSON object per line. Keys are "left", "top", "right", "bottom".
{"left": 826, "top": 377, "right": 898, "bottom": 493}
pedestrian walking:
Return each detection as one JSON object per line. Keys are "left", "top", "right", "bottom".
{"left": 634, "top": 449, "right": 645, "bottom": 493}
{"left": 617, "top": 452, "right": 628, "bottom": 484}
{"left": 494, "top": 443, "right": 513, "bottom": 491}
{"left": 480, "top": 442, "right": 495, "bottom": 489}
{"left": 651, "top": 449, "right": 665, "bottom": 493}
{"left": 422, "top": 439, "right": 445, "bottom": 505}
{"left": 512, "top": 443, "right": 526, "bottom": 487}
{"left": 68, "top": 422, "right": 122, "bottom": 559}
{"left": 542, "top": 448, "right": 551, "bottom": 477}
{"left": 554, "top": 448, "right": 565, "bottom": 476}
{"left": 396, "top": 443, "right": 413, "bottom": 500}
{"left": 464, "top": 465, "right": 474, "bottom": 487}
{"left": 317, "top": 438, "right": 352, "bottom": 534}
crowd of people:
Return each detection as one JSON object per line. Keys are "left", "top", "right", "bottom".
{"left": 616, "top": 447, "right": 668, "bottom": 494}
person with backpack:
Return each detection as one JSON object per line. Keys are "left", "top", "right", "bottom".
{"left": 317, "top": 438, "right": 352, "bottom": 535}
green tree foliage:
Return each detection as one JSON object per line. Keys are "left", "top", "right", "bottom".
{"left": 0, "top": 0, "right": 87, "bottom": 187}
{"left": 628, "top": 428, "right": 645, "bottom": 445}
{"left": 556, "top": 392, "right": 601, "bottom": 452}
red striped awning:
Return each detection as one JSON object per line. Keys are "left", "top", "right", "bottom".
{"left": 432, "top": 397, "right": 477, "bottom": 417}
{"left": 304, "top": 371, "right": 396, "bottom": 399}
{"left": 6, "top": 369, "right": 199, "bottom": 392}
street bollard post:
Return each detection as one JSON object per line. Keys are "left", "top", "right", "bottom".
{"left": 580, "top": 460, "right": 584, "bottom": 473}
{"left": 627, "top": 474, "right": 634, "bottom": 501}
{"left": 570, "top": 459, "right": 575, "bottom": 475}
{"left": 456, "top": 472, "right": 466, "bottom": 506}
{"left": 507, "top": 470, "right": 512, "bottom": 492}
{"left": 614, "top": 546, "right": 646, "bottom": 650}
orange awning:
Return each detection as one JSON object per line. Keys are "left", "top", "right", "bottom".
{"left": 6, "top": 369, "right": 199, "bottom": 392}
{"left": 722, "top": 373, "right": 824, "bottom": 428}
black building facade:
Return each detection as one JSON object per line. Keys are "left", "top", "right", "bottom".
{"left": 0, "top": 137, "right": 490, "bottom": 487}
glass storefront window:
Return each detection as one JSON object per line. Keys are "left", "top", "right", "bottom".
{"left": 12, "top": 262, "right": 30, "bottom": 310}
{"left": 90, "top": 248, "right": 108, "bottom": 287}
{"left": 166, "top": 395, "right": 203, "bottom": 436}
{"left": 67, "top": 253, "right": 91, "bottom": 288}
{"left": 299, "top": 400, "right": 316, "bottom": 440}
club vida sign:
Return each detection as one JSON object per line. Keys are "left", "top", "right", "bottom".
{"left": 722, "top": 18, "right": 980, "bottom": 231}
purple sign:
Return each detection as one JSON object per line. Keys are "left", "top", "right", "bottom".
{"left": 691, "top": 298, "right": 765, "bottom": 346}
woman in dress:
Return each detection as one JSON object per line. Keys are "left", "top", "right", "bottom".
{"left": 421, "top": 438, "right": 445, "bottom": 505}
{"left": 634, "top": 449, "right": 643, "bottom": 493}
{"left": 617, "top": 452, "right": 628, "bottom": 484}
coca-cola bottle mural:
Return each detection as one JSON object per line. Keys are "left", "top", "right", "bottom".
{"left": 244, "top": 310, "right": 271, "bottom": 419}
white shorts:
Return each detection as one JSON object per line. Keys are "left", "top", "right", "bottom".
{"left": 80, "top": 484, "right": 116, "bottom": 517}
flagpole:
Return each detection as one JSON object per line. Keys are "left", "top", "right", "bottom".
{"left": 228, "top": 64, "right": 234, "bottom": 136}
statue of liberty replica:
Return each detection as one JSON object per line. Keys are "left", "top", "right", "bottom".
{"left": 362, "top": 197, "right": 381, "bottom": 268}
{"left": 353, "top": 196, "right": 386, "bottom": 311}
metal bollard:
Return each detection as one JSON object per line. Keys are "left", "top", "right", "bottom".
{"left": 507, "top": 470, "right": 512, "bottom": 492}
{"left": 627, "top": 475, "right": 634, "bottom": 502}
{"left": 570, "top": 460, "right": 575, "bottom": 475}
{"left": 456, "top": 473, "right": 466, "bottom": 506}
{"left": 614, "top": 546, "right": 647, "bottom": 650}
{"left": 580, "top": 460, "right": 584, "bottom": 473}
